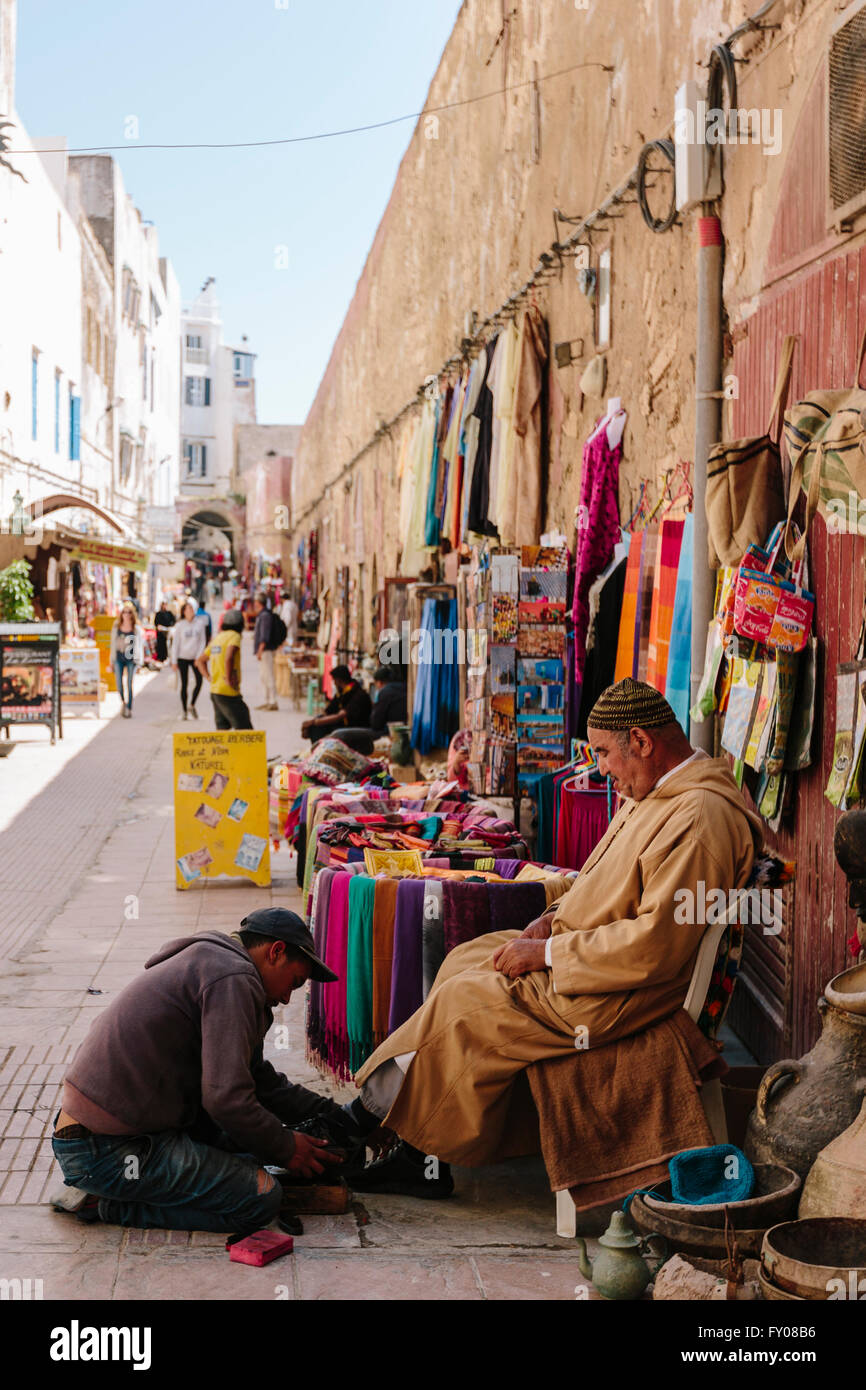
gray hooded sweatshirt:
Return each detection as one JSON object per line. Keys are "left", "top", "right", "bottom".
{"left": 64, "top": 932, "right": 332, "bottom": 1167}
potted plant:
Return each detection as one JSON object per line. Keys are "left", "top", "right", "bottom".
{"left": 0, "top": 559, "right": 36, "bottom": 622}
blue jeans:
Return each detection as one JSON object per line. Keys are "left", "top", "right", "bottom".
{"left": 114, "top": 656, "right": 135, "bottom": 709}
{"left": 52, "top": 1126, "right": 282, "bottom": 1233}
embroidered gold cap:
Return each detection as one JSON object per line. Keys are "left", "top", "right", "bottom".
{"left": 587, "top": 677, "right": 678, "bottom": 732}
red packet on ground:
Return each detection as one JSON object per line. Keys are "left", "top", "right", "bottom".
{"left": 226, "top": 1230, "right": 294, "bottom": 1266}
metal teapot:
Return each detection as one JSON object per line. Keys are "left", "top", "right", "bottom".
{"left": 575, "top": 1210, "right": 667, "bottom": 1300}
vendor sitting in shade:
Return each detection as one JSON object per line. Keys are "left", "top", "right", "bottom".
{"left": 300, "top": 665, "right": 372, "bottom": 746}
{"left": 300, "top": 678, "right": 764, "bottom": 1198}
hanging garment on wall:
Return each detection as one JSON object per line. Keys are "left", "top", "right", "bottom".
{"left": 405, "top": 397, "right": 438, "bottom": 572}
{"left": 411, "top": 597, "right": 460, "bottom": 753}
{"left": 634, "top": 523, "right": 659, "bottom": 683}
{"left": 423, "top": 394, "right": 444, "bottom": 548}
{"left": 614, "top": 531, "right": 643, "bottom": 681}
{"left": 499, "top": 307, "right": 549, "bottom": 546}
{"left": 555, "top": 783, "right": 612, "bottom": 870}
{"left": 577, "top": 559, "right": 627, "bottom": 739}
{"left": 572, "top": 423, "right": 624, "bottom": 692}
{"left": 487, "top": 319, "right": 521, "bottom": 534}
{"left": 664, "top": 512, "right": 694, "bottom": 729}
{"left": 459, "top": 354, "right": 485, "bottom": 542}
{"left": 467, "top": 337, "right": 500, "bottom": 537}
{"left": 645, "top": 518, "right": 685, "bottom": 691}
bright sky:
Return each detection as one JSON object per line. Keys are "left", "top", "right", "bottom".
{"left": 14, "top": 0, "right": 463, "bottom": 425}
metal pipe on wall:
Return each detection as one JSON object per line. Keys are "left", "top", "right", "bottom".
{"left": 690, "top": 211, "right": 723, "bottom": 751}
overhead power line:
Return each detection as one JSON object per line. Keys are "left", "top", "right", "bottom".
{"left": 10, "top": 61, "right": 613, "bottom": 155}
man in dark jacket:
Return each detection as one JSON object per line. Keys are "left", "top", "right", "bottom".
{"left": 300, "top": 664, "right": 372, "bottom": 745}
{"left": 50, "top": 910, "right": 343, "bottom": 1232}
{"left": 333, "top": 667, "right": 408, "bottom": 755}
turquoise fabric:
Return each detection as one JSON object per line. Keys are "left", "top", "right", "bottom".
{"left": 665, "top": 511, "right": 694, "bottom": 730}
{"left": 346, "top": 875, "right": 376, "bottom": 1074}
{"left": 669, "top": 1144, "right": 754, "bottom": 1206}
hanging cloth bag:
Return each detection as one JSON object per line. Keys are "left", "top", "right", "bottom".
{"left": 732, "top": 460, "right": 818, "bottom": 654}
{"left": 783, "top": 324, "right": 866, "bottom": 526}
{"left": 705, "top": 334, "right": 796, "bottom": 567}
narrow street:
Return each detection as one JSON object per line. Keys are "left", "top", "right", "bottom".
{"left": 0, "top": 636, "right": 590, "bottom": 1301}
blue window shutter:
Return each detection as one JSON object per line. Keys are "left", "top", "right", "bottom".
{"left": 204, "top": 377, "right": 211, "bottom": 406}
{"left": 70, "top": 395, "right": 81, "bottom": 461}
{"left": 201, "top": 444, "right": 207, "bottom": 476}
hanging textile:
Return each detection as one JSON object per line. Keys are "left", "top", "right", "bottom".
{"left": 501, "top": 306, "right": 549, "bottom": 545}
{"left": 467, "top": 337, "right": 499, "bottom": 537}
{"left": 613, "top": 530, "right": 643, "bottom": 682}
{"left": 424, "top": 394, "right": 445, "bottom": 548}
{"left": 441, "top": 368, "right": 469, "bottom": 545}
{"left": 459, "top": 354, "right": 485, "bottom": 542}
{"left": 493, "top": 316, "right": 526, "bottom": 543}
{"left": 388, "top": 878, "right": 426, "bottom": 1032}
{"left": 645, "top": 517, "right": 685, "bottom": 691}
{"left": 405, "top": 397, "right": 437, "bottom": 573}
{"left": 572, "top": 421, "right": 623, "bottom": 700}
{"left": 577, "top": 557, "right": 627, "bottom": 739}
{"left": 487, "top": 320, "right": 521, "bottom": 534}
{"left": 347, "top": 875, "right": 376, "bottom": 1073}
{"left": 634, "top": 523, "right": 659, "bottom": 683}
{"left": 371, "top": 878, "right": 398, "bottom": 1046}
{"left": 411, "top": 597, "right": 460, "bottom": 753}
{"left": 664, "top": 512, "right": 695, "bottom": 729}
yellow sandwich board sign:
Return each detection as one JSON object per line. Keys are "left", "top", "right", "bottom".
{"left": 173, "top": 731, "right": 270, "bottom": 889}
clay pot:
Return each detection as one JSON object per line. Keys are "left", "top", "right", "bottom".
{"left": 761, "top": 1218, "right": 866, "bottom": 1299}
{"left": 799, "top": 1096, "right": 866, "bottom": 1219}
{"left": 744, "top": 981, "right": 866, "bottom": 1179}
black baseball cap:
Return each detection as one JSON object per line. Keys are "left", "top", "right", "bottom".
{"left": 239, "top": 908, "right": 337, "bottom": 982}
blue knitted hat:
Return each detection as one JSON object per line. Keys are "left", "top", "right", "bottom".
{"left": 668, "top": 1144, "right": 755, "bottom": 1206}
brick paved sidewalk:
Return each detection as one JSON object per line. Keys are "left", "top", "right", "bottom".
{"left": 0, "top": 640, "right": 597, "bottom": 1300}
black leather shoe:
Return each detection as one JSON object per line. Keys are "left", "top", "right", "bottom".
{"left": 349, "top": 1142, "right": 454, "bottom": 1199}
{"left": 291, "top": 1110, "right": 366, "bottom": 1175}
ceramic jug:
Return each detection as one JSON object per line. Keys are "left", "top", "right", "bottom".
{"left": 745, "top": 964, "right": 866, "bottom": 1180}
{"left": 799, "top": 1096, "right": 866, "bottom": 1219}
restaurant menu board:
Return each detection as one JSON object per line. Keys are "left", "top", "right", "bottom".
{"left": 0, "top": 624, "right": 62, "bottom": 740}
{"left": 173, "top": 731, "right": 270, "bottom": 889}
{"left": 59, "top": 647, "right": 101, "bottom": 717}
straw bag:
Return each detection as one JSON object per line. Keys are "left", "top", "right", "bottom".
{"left": 706, "top": 334, "right": 796, "bottom": 567}
{"left": 783, "top": 324, "right": 866, "bottom": 527}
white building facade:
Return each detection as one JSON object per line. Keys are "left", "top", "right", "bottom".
{"left": 180, "top": 279, "right": 256, "bottom": 500}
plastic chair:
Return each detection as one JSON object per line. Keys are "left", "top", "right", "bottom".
{"left": 553, "top": 917, "right": 731, "bottom": 1238}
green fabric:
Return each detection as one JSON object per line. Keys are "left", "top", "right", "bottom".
{"left": 347, "top": 874, "right": 376, "bottom": 1074}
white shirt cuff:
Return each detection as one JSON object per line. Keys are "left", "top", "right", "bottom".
{"left": 544, "top": 937, "right": 553, "bottom": 968}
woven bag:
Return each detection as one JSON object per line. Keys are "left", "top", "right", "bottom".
{"left": 783, "top": 324, "right": 866, "bottom": 526}
{"left": 706, "top": 334, "right": 796, "bottom": 567}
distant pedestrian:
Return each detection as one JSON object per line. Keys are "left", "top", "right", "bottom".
{"left": 171, "top": 600, "right": 207, "bottom": 720}
{"left": 278, "top": 591, "right": 299, "bottom": 647}
{"left": 153, "top": 601, "right": 175, "bottom": 664}
{"left": 195, "top": 609, "right": 253, "bottom": 730}
{"left": 252, "top": 592, "right": 283, "bottom": 711}
{"left": 110, "top": 602, "right": 143, "bottom": 719}
{"left": 195, "top": 599, "right": 213, "bottom": 644}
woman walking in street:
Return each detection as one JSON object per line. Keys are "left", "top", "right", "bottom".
{"left": 110, "top": 602, "right": 143, "bottom": 719}
{"left": 171, "top": 600, "right": 207, "bottom": 719}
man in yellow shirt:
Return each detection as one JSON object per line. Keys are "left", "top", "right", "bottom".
{"left": 195, "top": 609, "right": 253, "bottom": 730}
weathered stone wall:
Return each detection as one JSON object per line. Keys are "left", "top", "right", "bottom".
{"left": 291, "top": 0, "right": 832, "bottom": 621}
